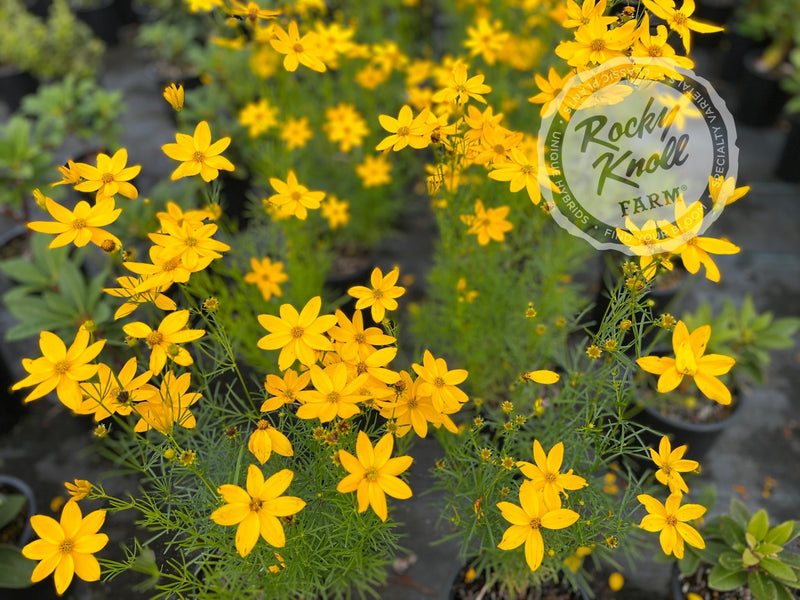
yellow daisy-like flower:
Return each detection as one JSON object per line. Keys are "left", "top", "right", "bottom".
{"left": 328, "top": 309, "right": 396, "bottom": 358}
{"left": 516, "top": 440, "right": 588, "bottom": 508}
{"left": 267, "top": 170, "right": 325, "bottom": 221}
{"left": 497, "top": 480, "right": 580, "bottom": 572}
{"left": 163, "top": 82, "right": 184, "bottom": 111}
{"left": 270, "top": 21, "right": 326, "bottom": 72}
{"left": 239, "top": 98, "right": 279, "bottom": 138}
{"left": 132, "top": 370, "right": 202, "bottom": 434}
{"left": 462, "top": 199, "right": 513, "bottom": 246}
{"left": 411, "top": 349, "right": 468, "bottom": 413}
{"left": 431, "top": 61, "right": 492, "bottom": 105}
{"left": 296, "top": 362, "right": 368, "bottom": 423}
{"left": 74, "top": 148, "right": 141, "bottom": 201}
{"left": 637, "top": 492, "right": 706, "bottom": 559}
{"left": 336, "top": 431, "right": 413, "bottom": 521}
{"left": 650, "top": 435, "right": 699, "bottom": 494}
{"left": 122, "top": 309, "right": 206, "bottom": 373}
{"left": 244, "top": 256, "right": 289, "bottom": 302}
{"left": 637, "top": 320, "right": 736, "bottom": 405}
{"left": 256, "top": 296, "right": 337, "bottom": 371}
{"left": 228, "top": 0, "right": 280, "bottom": 24}
{"left": 77, "top": 357, "right": 155, "bottom": 421}
{"left": 555, "top": 17, "right": 637, "bottom": 67}
{"left": 320, "top": 195, "right": 350, "bottom": 229}
{"left": 64, "top": 479, "right": 92, "bottom": 502}
{"left": 27, "top": 194, "right": 122, "bottom": 250}
{"left": 347, "top": 266, "right": 406, "bottom": 323}
{"left": 22, "top": 501, "right": 108, "bottom": 596}
{"left": 280, "top": 116, "right": 313, "bottom": 150}
{"left": 161, "top": 120, "right": 235, "bottom": 182}
{"left": 12, "top": 328, "right": 105, "bottom": 411}
{"left": 375, "top": 105, "right": 433, "bottom": 152}
{"left": 488, "top": 147, "right": 546, "bottom": 205}
{"left": 210, "top": 465, "right": 306, "bottom": 558}
{"left": 642, "top": 0, "right": 723, "bottom": 54}
{"left": 248, "top": 419, "right": 293, "bottom": 464}
{"left": 261, "top": 368, "right": 311, "bottom": 412}
{"left": 528, "top": 67, "right": 572, "bottom": 118}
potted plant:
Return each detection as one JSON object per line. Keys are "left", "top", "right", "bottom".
{"left": 0, "top": 116, "right": 54, "bottom": 224}
{"left": 675, "top": 494, "right": 800, "bottom": 600}
{"left": 0, "top": 475, "right": 36, "bottom": 591}
{"left": 0, "top": 1, "right": 47, "bottom": 111}
{"left": 729, "top": 0, "right": 797, "bottom": 126}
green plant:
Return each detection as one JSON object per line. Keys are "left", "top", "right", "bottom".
{"left": 678, "top": 495, "right": 800, "bottom": 600}
{"left": 0, "top": 116, "right": 54, "bottom": 220}
{"left": 20, "top": 74, "right": 125, "bottom": 151}
{"left": 681, "top": 296, "right": 800, "bottom": 387}
{"left": 781, "top": 47, "right": 800, "bottom": 114}
{"left": 733, "top": 0, "right": 800, "bottom": 70}
{"left": 0, "top": 1, "right": 48, "bottom": 74}
{"left": 0, "top": 486, "right": 34, "bottom": 589}
{"left": 0, "top": 233, "right": 115, "bottom": 342}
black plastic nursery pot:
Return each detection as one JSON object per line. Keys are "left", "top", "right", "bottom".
{"left": 776, "top": 114, "right": 800, "bottom": 183}
{"left": 0, "top": 474, "right": 36, "bottom": 547}
{"left": 0, "top": 67, "right": 39, "bottom": 113}
{"left": 736, "top": 52, "right": 791, "bottom": 128}
{"left": 72, "top": 0, "right": 121, "bottom": 46}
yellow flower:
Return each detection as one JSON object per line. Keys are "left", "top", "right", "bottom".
{"left": 239, "top": 99, "right": 279, "bottom": 138}
{"left": 555, "top": 17, "right": 637, "bottom": 67}
{"left": 74, "top": 148, "right": 141, "bottom": 201}
{"left": 211, "top": 465, "right": 305, "bottom": 557}
{"left": 637, "top": 492, "right": 706, "bottom": 559}
{"left": 336, "top": 431, "right": 413, "bottom": 521}
{"left": 431, "top": 61, "right": 491, "bottom": 105}
{"left": 185, "top": 0, "right": 222, "bottom": 12}
{"left": 22, "top": 501, "right": 108, "bottom": 595}
{"left": 528, "top": 67, "right": 572, "bottom": 118}
{"left": 323, "top": 103, "right": 368, "bottom": 153}
{"left": 462, "top": 199, "right": 513, "bottom": 246}
{"left": 321, "top": 195, "right": 350, "bottom": 229}
{"left": 463, "top": 17, "right": 509, "bottom": 65}
{"left": 133, "top": 370, "right": 201, "bottom": 434}
{"left": 642, "top": 0, "right": 723, "bottom": 54}
{"left": 637, "top": 320, "right": 736, "bottom": 405}
{"left": 77, "top": 357, "right": 155, "bottom": 421}
{"left": 256, "top": 296, "right": 336, "bottom": 371}
{"left": 51, "top": 160, "right": 82, "bottom": 187}
{"left": 375, "top": 105, "right": 433, "bottom": 151}
{"left": 497, "top": 480, "right": 580, "bottom": 572}
{"left": 521, "top": 370, "right": 560, "bottom": 384}
{"left": 347, "top": 266, "right": 405, "bottom": 323}
{"left": 631, "top": 15, "right": 694, "bottom": 69}
{"left": 517, "top": 440, "right": 588, "bottom": 508}
{"left": 27, "top": 194, "right": 122, "bottom": 249}
{"left": 162, "top": 120, "right": 235, "bottom": 182}
{"left": 148, "top": 219, "right": 230, "bottom": 272}
{"left": 262, "top": 368, "right": 311, "bottom": 412}
{"left": 608, "top": 572, "right": 625, "bottom": 591}
{"left": 296, "top": 363, "right": 368, "bottom": 422}
{"left": 650, "top": 435, "right": 699, "bottom": 494}
{"left": 64, "top": 479, "right": 92, "bottom": 502}
{"left": 377, "top": 370, "right": 456, "bottom": 438}
{"left": 279, "top": 116, "right": 312, "bottom": 150}
{"left": 122, "top": 310, "right": 206, "bottom": 373}
{"left": 411, "top": 349, "right": 468, "bottom": 413}
{"left": 270, "top": 21, "right": 326, "bottom": 72}
{"left": 248, "top": 419, "right": 293, "bottom": 464}
{"left": 709, "top": 175, "right": 749, "bottom": 208}
{"left": 103, "top": 274, "right": 177, "bottom": 320}
{"left": 562, "top": 0, "right": 616, "bottom": 29}
{"left": 12, "top": 329, "right": 105, "bottom": 411}
{"left": 328, "top": 309, "right": 396, "bottom": 358}
{"left": 163, "top": 83, "right": 184, "bottom": 111}
{"left": 488, "top": 147, "right": 545, "bottom": 205}
{"left": 267, "top": 170, "right": 325, "bottom": 220}
{"left": 356, "top": 155, "right": 392, "bottom": 187}
{"left": 228, "top": 0, "right": 280, "bottom": 24}
{"left": 244, "top": 256, "right": 289, "bottom": 302}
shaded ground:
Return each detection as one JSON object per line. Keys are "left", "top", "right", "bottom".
{"left": 1, "top": 25, "right": 799, "bottom": 600}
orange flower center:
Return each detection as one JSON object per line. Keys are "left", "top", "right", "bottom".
{"left": 146, "top": 331, "right": 164, "bottom": 347}
{"left": 354, "top": 332, "right": 366, "bottom": 344}
{"left": 193, "top": 151, "right": 205, "bottom": 162}
{"left": 249, "top": 498, "right": 263, "bottom": 512}
{"left": 365, "top": 467, "right": 379, "bottom": 482}
{"left": 397, "top": 126, "right": 410, "bottom": 137}
{"left": 54, "top": 360, "right": 70, "bottom": 375}
{"left": 163, "top": 257, "right": 181, "bottom": 272}
{"left": 591, "top": 39, "right": 605, "bottom": 51}
{"left": 666, "top": 515, "right": 678, "bottom": 526}
{"left": 72, "top": 218, "right": 87, "bottom": 230}
{"left": 326, "top": 391, "right": 340, "bottom": 403}
{"left": 356, "top": 362, "right": 368, "bottom": 375}
{"left": 293, "top": 43, "right": 304, "bottom": 54}
{"left": 521, "top": 165, "right": 533, "bottom": 175}
{"left": 102, "top": 172, "right": 114, "bottom": 183}
{"left": 673, "top": 12, "right": 687, "bottom": 25}
{"left": 407, "top": 397, "right": 418, "bottom": 409}
{"left": 494, "top": 144, "right": 505, "bottom": 155}
{"left": 372, "top": 289, "right": 384, "bottom": 299}
{"left": 185, "top": 237, "right": 197, "bottom": 247}
{"left": 58, "top": 538, "right": 74, "bottom": 553}
{"left": 256, "top": 419, "right": 269, "bottom": 430}
{"left": 290, "top": 326, "right": 304, "bottom": 339}
{"left": 291, "top": 191, "right": 302, "bottom": 202}
{"left": 545, "top": 472, "right": 558, "bottom": 482}
{"left": 433, "top": 376, "right": 445, "bottom": 388}
{"left": 649, "top": 45, "right": 663, "bottom": 57}
{"left": 529, "top": 517, "right": 541, "bottom": 530}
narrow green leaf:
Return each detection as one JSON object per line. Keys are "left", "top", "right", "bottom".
{"left": 765, "top": 521, "right": 795, "bottom": 546}
{"left": 748, "top": 509, "right": 770, "bottom": 542}
{"left": 0, "top": 544, "right": 34, "bottom": 589}
{"left": 708, "top": 564, "right": 747, "bottom": 591}
{"left": 748, "top": 570, "right": 777, "bottom": 600}
{"left": 761, "top": 557, "right": 798, "bottom": 583}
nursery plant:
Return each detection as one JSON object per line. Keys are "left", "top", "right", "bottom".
{"left": 3, "top": 1, "right": 797, "bottom": 599}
